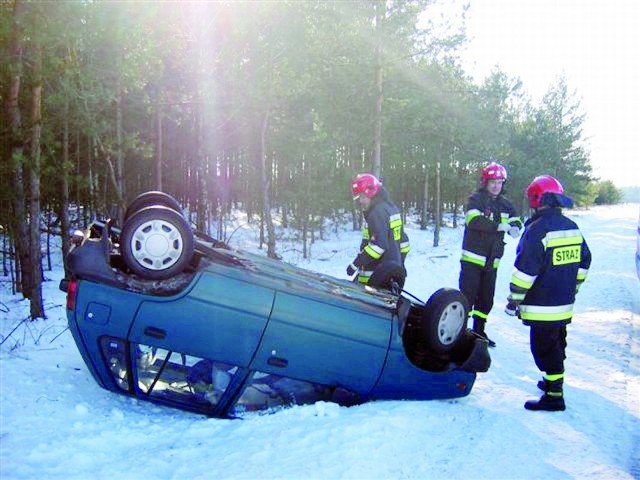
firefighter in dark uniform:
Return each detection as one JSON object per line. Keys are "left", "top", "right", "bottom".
{"left": 347, "top": 173, "right": 410, "bottom": 288}
{"left": 459, "top": 162, "right": 523, "bottom": 347}
{"left": 506, "top": 175, "right": 592, "bottom": 411}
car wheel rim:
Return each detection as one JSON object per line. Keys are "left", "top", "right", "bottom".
{"left": 437, "top": 300, "right": 465, "bottom": 345}
{"left": 129, "top": 219, "right": 183, "bottom": 271}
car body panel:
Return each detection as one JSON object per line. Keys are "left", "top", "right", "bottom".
{"left": 206, "top": 248, "right": 399, "bottom": 313}
{"left": 130, "top": 273, "right": 275, "bottom": 366}
{"left": 69, "top": 280, "right": 147, "bottom": 390}
{"left": 251, "top": 291, "right": 391, "bottom": 394}
{"left": 370, "top": 314, "right": 475, "bottom": 400}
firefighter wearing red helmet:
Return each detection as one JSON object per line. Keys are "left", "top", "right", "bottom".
{"left": 348, "top": 173, "right": 410, "bottom": 288}
{"left": 506, "top": 175, "right": 591, "bottom": 411}
{"left": 459, "top": 161, "right": 523, "bottom": 347}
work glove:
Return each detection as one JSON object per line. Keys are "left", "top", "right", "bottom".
{"left": 497, "top": 223, "right": 510, "bottom": 233}
{"left": 346, "top": 263, "right": 358, "bottom": 276}
{"left": 505, "top": 295, "right": 521, "bottom": 316}
{"left": 508, "top": 226, "right": 521, "bottom": 238}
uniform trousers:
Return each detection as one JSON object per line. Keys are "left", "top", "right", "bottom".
{"left": 459, "top": 261, "right": 497, "bottom": 319}
{"left": 529, "top": 324, "right": 567, "bottom": 375}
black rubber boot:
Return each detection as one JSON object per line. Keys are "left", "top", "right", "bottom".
{"left": 473, "top": 318, "right": 496, "bottom": 348}
{"left": 537, "top": 379, "right": 548, "bottom": 391}
{"left": 525, "top": 380, "right": 565, "bottom": 411}
{"left": 524, "top": 394, "right": 566, "bottom": 411}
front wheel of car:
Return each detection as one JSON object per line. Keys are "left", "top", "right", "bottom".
{"left": 421, "top": 288, "right": 469, "bottom": 354}
{"left": 121, "top": 206, "right": 194, "bottom": 280}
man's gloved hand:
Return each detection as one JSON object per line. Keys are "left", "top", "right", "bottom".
{"left": 497, "top": 223, "right": 510, "bottom": 233}
{"left": 505, "top": 295, "right": 521, "bottom": 316}
{"left": 508, "top": 226, "right": 521, "bottom": 238}
{"left": 504, "top": 301, "right": 519, "bottom": 316}
{"left": 346, "top": 263, "right": 357, "bottom": 276}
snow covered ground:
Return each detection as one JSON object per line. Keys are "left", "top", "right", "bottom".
{"left": 1, "top": 203, "right": 638, "bottom": 480}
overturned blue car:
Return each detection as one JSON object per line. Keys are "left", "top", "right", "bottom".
{"left": 60, "top": 192, "right": 490, "bottom": 418}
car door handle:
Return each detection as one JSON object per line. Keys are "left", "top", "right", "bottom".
{"left": 144, "top": 326, "right": 166, "bottom": 339}
{"left": 267, "top": 356, "right": 288, "bottom": 368}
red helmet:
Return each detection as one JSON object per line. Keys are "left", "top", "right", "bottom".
{"left": 481, "top": 162, "right": 507, "bottom": 185}
{"left": 351, "top": 173, "right": 381, "bottom": 199}
{"left": 526, "top": 175, "right": 564, "bottom": 208}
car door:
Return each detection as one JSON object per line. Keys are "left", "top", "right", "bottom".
{"left": 250, "top": 291, "right": 393, "bottom": 396}
{"left": 129, "top": 272, "right": 275, "bottom": 367}
{"left": 127, "top": 272, "right": 275, "bottom": 414}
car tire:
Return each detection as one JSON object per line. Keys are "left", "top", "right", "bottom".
{"left": 121, "top": 206, "right": 194, "bottom": 280}
{"left": 124, "top": 191, "right": 183, "bottom": 222}
{"left": 421, "top": 288, "right": 468, "bottom": 354}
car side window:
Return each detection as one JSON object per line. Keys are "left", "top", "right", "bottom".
{"left": 133, "top": 343, "right": 237, "bottom": 411}
{"left": 230, "top": 371, "right": 335, "bottom": 415}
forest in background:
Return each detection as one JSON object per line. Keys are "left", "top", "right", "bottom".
{"left": 0, "top": 0, "right": 616, "bottom": 318}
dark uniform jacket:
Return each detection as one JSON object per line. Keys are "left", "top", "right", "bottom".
{"left": 461, "top": 189, "right": 522, "bottom": 269}
{"left": 353, "top": 188, "right": 410, "bottom": 284}
{"left": 509, "top": 207, "right": 592, "bottom": 326}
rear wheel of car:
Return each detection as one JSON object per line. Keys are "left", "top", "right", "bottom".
{"left": 121, "top": 206, "right": 194, "bottom": 280}
{"left": 124, "top": 191, "right": 183, "bottom": 222}
{"left": 421, "top": 288, "right": 468, "bottom": 354}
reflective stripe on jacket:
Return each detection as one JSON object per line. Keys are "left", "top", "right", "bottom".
{"left": 461, "top": 189, "right": 520, "bottom": 269}
{"left": 509, "top": 207, "right": 592, "bottom": 326}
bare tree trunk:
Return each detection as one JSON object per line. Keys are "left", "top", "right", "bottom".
{"left": 421, "top": 166, "right": 429, "bottom": 230}
{"left": 102, "top": 156, "right": 109, "bottom": 215}
{"left": 301, "top": 155, "right": 309, "bottom": 259}
{"left": 29, "top": 39, "right": 44, "bottom": 319}
{"left": 60, "top": 94, "right": 71, "bottom": 275}
{"left": 194, "top": 104, "right": 208, "bottom": 233}
{"left": 400, "top": 164, "right": 407, "bottom": 224}
{"left": 259, "top": 214, "right": 264, "bottom": 248}
{"left": 260, "top": 107, "right": 277, "bottom": 258}
{"left": 5, "top": 0, "right": 29, "bottom": 297}
{"left": 9, "top": 236, "right": 17, "bottom": 295}
{"left": 281, "top": 204, "right": 288, "bottom": 229}
{"left": 433, "top": 159, "right": 441, "bottom": 247}
{"left": 13, "top": 204, "right": 28, "bottom": 296}
{"left": 103, "top": 152, "right": 121, "bottom": 212}
{"left": 45, "top": 210, "right": 52, "bottom": 271}
{"left": 1, "top": 231, "right": 7, "bottom": 276}
{"left": 198, "top": 166, "right": 209, "bottom": 233}
{"left": 302, "top": 217, "right": 308, "bottom": 260}
{"left": 371, "top": 0, "right": 384, "bottom": 178}
{"left": 76, "top": 130, "right": 83, "bottom": 224}
{"left": 155, "top": 106, "right": 163, "bottom": 191}
{"left": 452, "top": 198, "right": 459, "bottom": 228}
{"left": 115, "top": 72, "right": 125, "bottom": 224}
{"left": 87, "top": 135, "right": 94, "bottom": 225}
{"left": 216, "top": 150, "right": 227, "bottom": 241}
